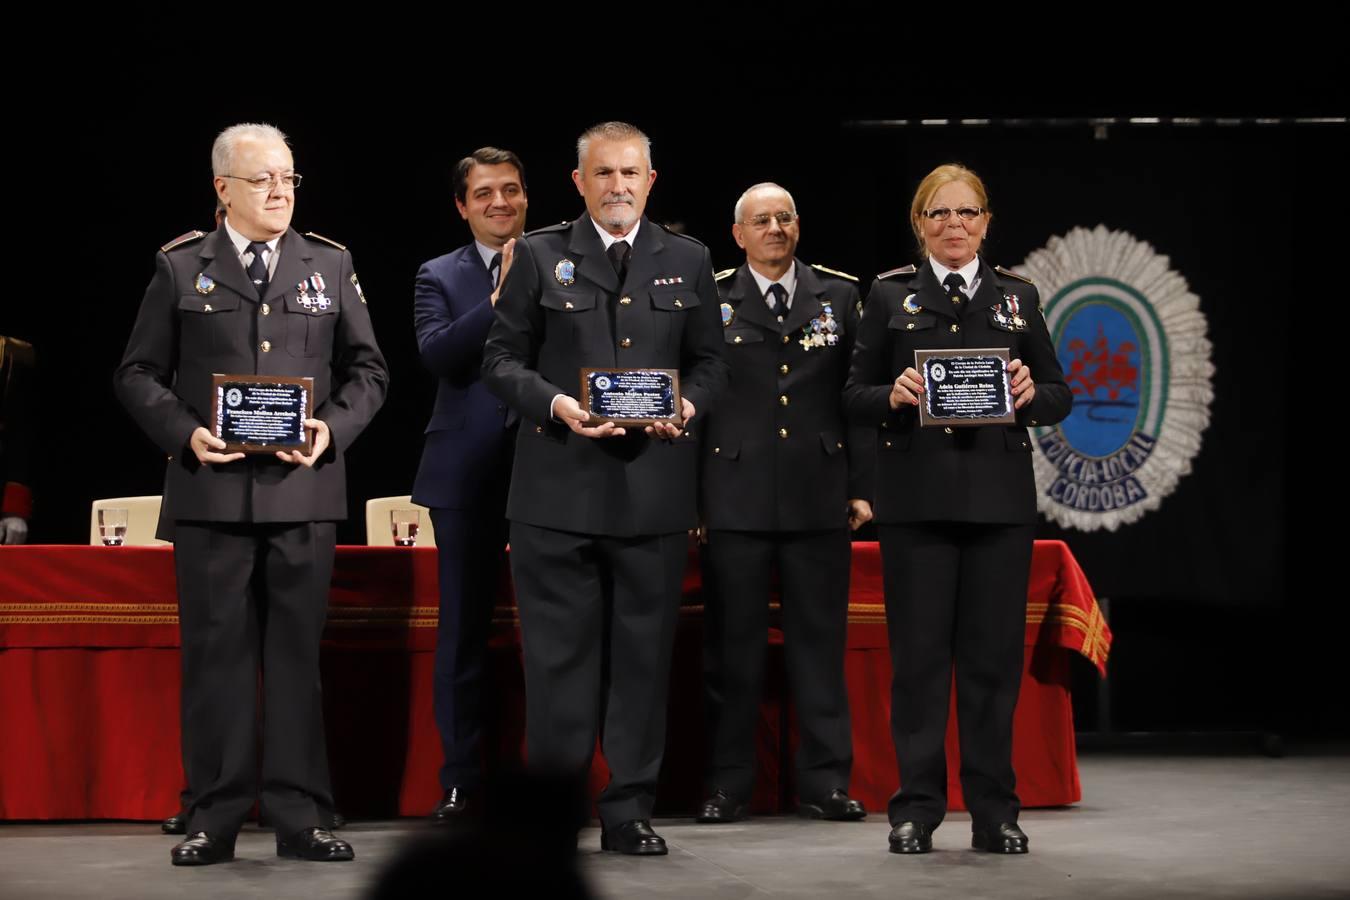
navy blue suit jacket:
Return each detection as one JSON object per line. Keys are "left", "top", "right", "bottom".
{"left": 411, "top": 243, "right": 515, "bottom": 510}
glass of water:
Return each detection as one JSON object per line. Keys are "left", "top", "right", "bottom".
{"left": 390, "top": 509, "right": 419, "bottom": 547}
{"left": 99, "top": 508, "right": 129, "bottom": 546}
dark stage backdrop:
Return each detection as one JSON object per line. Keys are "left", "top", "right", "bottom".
{"left": 7, "top": 52, "right": 1344, "bottom": 731}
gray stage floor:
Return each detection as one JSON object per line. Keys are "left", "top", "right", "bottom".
{"left": 3, "top": 752, "right": 1348, "bottom": 899}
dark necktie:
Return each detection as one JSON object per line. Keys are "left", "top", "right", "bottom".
{"left": 489, "top": 252, "right": 503, "bottom": 288}
{"left": 246, "top": 241, "right": 270, "bottom": 298}
{"left": 942, "top": 272, "right": 966, "bottom": 310}
{"left": 767, "top": 283, "right": 789, "bottom": 321}
{"left": 607, "top": 240, "right": 631, "bottom": 284}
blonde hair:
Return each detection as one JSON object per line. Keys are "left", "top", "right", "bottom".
{"left": 909, "top": 163, "right": 991, "bottom": 258}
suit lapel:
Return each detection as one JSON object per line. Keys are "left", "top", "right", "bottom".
{"left": 782, "top": 260, "right": 826, "bottom": 335}
{"left": 621, "top": 218, "right": 665, "bottom": 296}
{"left": 967, "top": 258, "right": 1008, "bottom": 314}
{"left": 908, "top": 263, "right": 958, "bottom": 321}
{"left": 265, "top": 228, "right": 315, "bottom": 306}
{"left": 567, "top": 216, "right": 620, "bottom": 294}
{"left": 456, "top": 243, "right": 494, "bottom": 298}
{"left": 726, "top": 265, "right": 778, "bottom": 332}
{"left": 197, "top": 227, "right": 257, "bottom": 302}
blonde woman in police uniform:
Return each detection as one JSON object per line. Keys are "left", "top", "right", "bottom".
{"left": 844, "top": 164, "right": 1071, "bottom": 856}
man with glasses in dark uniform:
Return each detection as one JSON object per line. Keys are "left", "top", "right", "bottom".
{"left": 115, "top": 122, "right": 388, "bottom": 867}
{"left": 697, "top": 183, "right": 872, "bottom": 826}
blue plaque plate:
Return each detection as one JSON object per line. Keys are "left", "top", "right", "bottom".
{"left": 210, "top": 374, "right": 315, "bottom": 453}
{"left": 580, "top": 368, "right": 681, "bottom": 426}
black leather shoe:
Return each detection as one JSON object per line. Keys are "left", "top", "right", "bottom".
{"left": 888, "top": 821, "right": 934, "bottom": 854}
{"left": 695, "top": 790, "right": 747, "bottom": 824}
{"left": 170, "top": 832, "right": 234, "bottom": 866}
{"left": 276, "top": 827, "right": 354, "bottom": 861}
{"left": 429, "top": 786, "right": 468, "bottom": 824}
{"left": 799, "top": 789, "right": 866, "bottom": 821}
{"left": 600, "top": 819, "right": 668, "bottom": 856}
{"left": 161, "top": 809, "right": 188, "bottom": 835}
{"left": 972, "top": 822, "right": 1028, "bottom": 854}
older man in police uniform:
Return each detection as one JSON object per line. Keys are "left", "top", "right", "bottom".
{"left": 482, "top": 121, "right": 728, "bottom": 855}
{"left": 115, "top": 123, "right": 388, "bottom": 867}
{"left": 697, "top": 183, "right": 873, "bottom": 825}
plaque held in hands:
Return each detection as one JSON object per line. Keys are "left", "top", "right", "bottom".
{"left": 580, "top": 368, "right": 682, "bottom": 427}
{"left": 914, "top": 348, "right": 1016, "bottom": 427}
{"left": 210, "top": 374, "right": 315, "bottom": 454}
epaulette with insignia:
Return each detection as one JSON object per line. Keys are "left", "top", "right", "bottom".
{"left": 877, "top": 264, "right": 917, "bottom": 280}
{"left": 160, "top": 230, "right": 206, "bottom": 253}
{"left": 658, "top": 222, "right": 707, "bottom": 248}
{"left": 810, "top": 263, "right": 858, "bottom": 282}
{"left": 995, "top": 265, "right": 1035, "bottom": 286}
{"left": 713, "top": 268, "right": 737, "bottom": 282}
{"left": 304, "top": 232, "right": 347, "bottom": 251}
{"left": 527, "top": 221, "right": 571, "bottom": 236}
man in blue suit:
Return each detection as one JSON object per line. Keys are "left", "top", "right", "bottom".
{"left": 411, "top": 147, "right": 527, "bottom": 822}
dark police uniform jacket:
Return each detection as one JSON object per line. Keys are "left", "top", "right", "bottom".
{"left": 114, "top": 226, "right": 389, "bottom": 524}
{"left": 700, "top": 261, "right": 873, "bottom": 531}
{"left": 482, "top": 215, "right": 728, "bottom": 537}
{"left": 844, "top": 258, "right": 1071, "bottom": 524}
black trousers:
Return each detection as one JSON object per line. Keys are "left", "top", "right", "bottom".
{"left": 508, "top": 521, "right": 686, "bottom": 829}
{"left": 173, "top": 521, "right": 336, "bottom": 841}
{"left": 878, "top": 521, "right": 1033, "bottom": 829}
{"left": 429, "top": 505, "right": 509, "bottom": 791}
{"left": 701, "top": 528, "right": 853, "bottom": 804}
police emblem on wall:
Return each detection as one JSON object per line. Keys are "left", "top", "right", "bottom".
{"left": 1017, "top": 226, "right": 1214, "bottom": 532}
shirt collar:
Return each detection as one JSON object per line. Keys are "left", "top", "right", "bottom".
{"left": 748, "top": 261, "right": 798, "bottom": 307}
{"left": 223, "top": 217, "right": 280, "bottom": 258}
{"left": 474, "top": 240, "right": 501, "bottom": 271}
{"left": 927, "top": 255, "right": 982, "bottom": 295}
{"left": 589, "top": 216, "right": 640, "bottom": 251}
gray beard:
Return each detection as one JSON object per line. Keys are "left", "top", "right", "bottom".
{"left": 601, "top": 210, "right": 636, "bottom": 232}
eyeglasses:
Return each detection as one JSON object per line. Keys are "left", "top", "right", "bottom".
{"left": 222, "top": 172, "right": 303, "bottom": 192}
{"left": 921, "top": 206, "right": 984, "bottom": 221}
{"left": 741, "top": 211, "right": 798, "bottom": 228}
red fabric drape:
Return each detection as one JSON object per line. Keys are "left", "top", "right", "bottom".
{"left": 0, "top": 542, "right": 1106, "bottom": 819}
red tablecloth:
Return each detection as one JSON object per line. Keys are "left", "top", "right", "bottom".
{"left": 0, "top": 541, "right": 1108, "bottom": 820}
